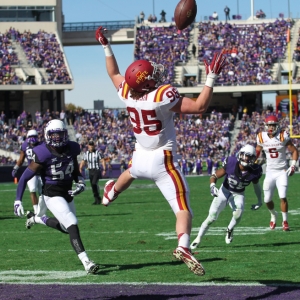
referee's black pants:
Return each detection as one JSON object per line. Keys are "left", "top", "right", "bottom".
{"left": 89, "top": 169, "right": 101, "bottom": 204}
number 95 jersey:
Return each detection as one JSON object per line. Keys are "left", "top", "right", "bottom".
{"left": 118, "top": 81, "right": 180, "bottom": 151}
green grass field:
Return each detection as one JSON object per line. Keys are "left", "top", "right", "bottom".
{"left": 1, "top": 175, "right": 300, "bottom": 284}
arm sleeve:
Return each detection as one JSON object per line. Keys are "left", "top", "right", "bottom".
{"left": 16, "top": 168, "right": 36, "bottom": 200}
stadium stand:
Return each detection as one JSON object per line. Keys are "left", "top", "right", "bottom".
{"left": 1, "top": 1, "right": 300, "bottom": 179}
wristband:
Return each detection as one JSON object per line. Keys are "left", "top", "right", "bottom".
{"left": 210, "top": 183, "right": 216, "bottom": 188}
{"left": 291, "top": 160, "right": 297, "bottom": 166}
{"left": 103, "top": 45, "right": 114, "bottom": 57}
{"left": 205, "top": 74, "right": 217, "bottom": 88}
{"left": 13, "top": 165, "right": 20, "bottom": 170}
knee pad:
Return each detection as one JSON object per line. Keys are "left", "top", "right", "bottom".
{"left": 233, "top": 209, "right": 242, "bottom": 221}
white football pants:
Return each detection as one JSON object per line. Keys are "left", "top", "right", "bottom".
{"left": 130, "top": 148, "right": 192, "bottom": 216}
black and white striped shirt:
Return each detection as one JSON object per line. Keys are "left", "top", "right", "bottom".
{"left": 83, "top": 150, "right": 104, "bottom": 170}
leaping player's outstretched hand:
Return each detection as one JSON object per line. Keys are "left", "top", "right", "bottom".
{"left": 95, "top": 26, "right": 108, "bottom": 45}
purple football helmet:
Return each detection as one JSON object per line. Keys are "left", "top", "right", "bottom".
{"left": 44, "top": 120, "right": 68, "bottom": 147}
{"left": 26, "top": 129, "right": 39, "bottom": 146}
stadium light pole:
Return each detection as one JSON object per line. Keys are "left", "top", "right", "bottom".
{"left": 153, "top": 0, "right": 155, "bottom": 17}
{"left": 237, "top": 0, "right": 239, "bottom": 16}
{"left": 288, "top": 0, "right": 290, "bottom": 18}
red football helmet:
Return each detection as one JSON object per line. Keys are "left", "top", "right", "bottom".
{"left": 125, "top": 60, "right": 165, "bottom": 92}
{"left": 264, "top": 115, "right": 279, "bottom": 135}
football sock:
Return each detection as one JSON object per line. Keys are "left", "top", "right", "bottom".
{"left": 282, "top": 212, "right": 288, "bottom": 222}
{"left": 67, "top": 224, "right": 85, "bottom": 254}
{"left": 33, "top": 205, "right": 38, "bottom": 214}
{"left": 269, "top": 209, "right": 277, "bottom": 216}
{"left": 33, "top": 216, "right": 47, "bottom": 226}
{"left": 178, "top": 233, "right": 190, "bottom": 248}
{"left": 78, "top": 251, "right": 89, "bottom": 263}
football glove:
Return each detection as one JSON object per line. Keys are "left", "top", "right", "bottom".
{"left": 255, "top": 157, "right": 265, "bottom": 165}
{"left": 12, "top": 165, "right": 19, "bottom": 178}
{"left": 95, "top": 26, "right": 108, "bottom": 46}
{"left": 204, "top": 50, "right": 227, "bottom": 88}
{"left": 286, "top": 165, "right": 295, "bottom": 176}
{"left": 251, "top": 202, "right": 262, "bottom": 210}
{"left": 210, "top": 183, "right": 219, "bottom": 197}
{"left": 14, "top": 200, "right": 24, "bottom": 217}
{"left": 68, "top": 177, "right": 86, "bottom": 197}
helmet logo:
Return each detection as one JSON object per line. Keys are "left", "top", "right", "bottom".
{"left": 136, "top": 70, "right": 149, "bottom": 84}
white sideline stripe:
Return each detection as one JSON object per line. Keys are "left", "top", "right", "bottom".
{"left": 1, "top": 274, "right": 300, "bottom": 287}
{"left": 6, "top": 249, "right": 300, "bottom": 253}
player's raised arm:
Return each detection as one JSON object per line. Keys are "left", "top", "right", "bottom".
{"left": 172, "top": 50, "right": 227, "bottom": 114}
{"left": 95, "top": 26, "right": 124, "bottom": 89}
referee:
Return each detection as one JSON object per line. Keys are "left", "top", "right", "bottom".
{"left": 79, "top": 140, "right": 106, "bottom": 205}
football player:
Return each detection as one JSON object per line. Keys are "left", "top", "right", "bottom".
{"left": 190, "top": 145, "right": 263, "bottom": 249}
{"left": 255, "top": 115, "right": 299, "bottom": 231}
{"left": 12, "top": 129, "right": 43, "bottom": 214}
{"left": 13, "top": 120, "right": 99, "bottom": 274}
{"left": 95, "top": 26, "right": 227, "bottom": 276}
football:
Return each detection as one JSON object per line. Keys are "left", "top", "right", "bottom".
{"left": 174, "top": 0, "right": 197, "bottom": 30}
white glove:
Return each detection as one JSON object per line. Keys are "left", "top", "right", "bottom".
{"left": 14, "top": 200, "right": 24, "bottom": 217}
{"left": 68, "top": 176, "right": 86, "bottom": 197}
{"left": 286, "top": 165, "right": 296, "bottom": 176}
{"left": 210, "top": 183, "right": 219, "bottom": 197}
{"left": 251, "top": 202, "right": 262, "bottom": 210}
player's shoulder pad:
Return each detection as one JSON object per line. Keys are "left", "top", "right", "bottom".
{"left": 154, "top": 84, "right": 180, "bottom": 104}
{"left": 32, "top": 142, "right": 51, "bottom": 162}
{"left": 118, "top": 80, "right": 130, "bottom": 99}
{"left": 21, "top": 140, "right": 29, "bottom": 150}
{"left": 222, "top": 155, "right": 232, "bottom": 167}
{"left": 227, "top": 155, "right": 238, "bottom": 164}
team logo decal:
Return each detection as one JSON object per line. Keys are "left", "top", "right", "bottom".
{"left": 136, "top": 70, "right": 149, "bottom": 84}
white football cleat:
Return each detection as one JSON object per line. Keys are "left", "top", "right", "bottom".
{"left": 190, "top": 236, "right": 201, "bottom": 250}
{"left": 173, "top": 246, "right": 205, "bottom": 276}
{"left": 25, "top": 211, "right": 36, "bottom": 229}
{"left": 102, "top": 180, "right": 119, "bottom": 206}
{"left": 225, "top": 228, "right": 234, "bottom": 244}
{"left": 83, "top": 260, "right": 100, "bottom": 274}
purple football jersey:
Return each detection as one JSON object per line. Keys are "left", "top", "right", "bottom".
{"left": 222, "top": 156, "right": 262, "bottom": 193}
{"left": 32, "top": 141, "right": 81, "bottom": 203}
{"left": 21, "top": 141, "right": 42, "bottom": 165}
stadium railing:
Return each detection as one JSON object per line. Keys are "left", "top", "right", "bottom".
{"left": 62, "top": 21, "right": 136, "bottom": 32}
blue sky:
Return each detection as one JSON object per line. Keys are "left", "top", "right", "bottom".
{"left": 62, "top": 0, "right": 299, "bottom": 109}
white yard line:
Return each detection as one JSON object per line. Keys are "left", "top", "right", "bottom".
{"left": 0, "top": 271, "right": 300, "bottom": 286}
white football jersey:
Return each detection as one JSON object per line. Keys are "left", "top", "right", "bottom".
{"left": 256, "top": 130, "right": 290, "bottom": 170}
{"left": 117, "top": 81, "right": 180, "bottom": 151}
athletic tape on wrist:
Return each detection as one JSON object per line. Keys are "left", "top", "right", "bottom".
{"left": 103, "top": 45, "right": 114, "bottom": 57}
{"left": 205, "top": 76, "right": 216, "bottom": 88}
